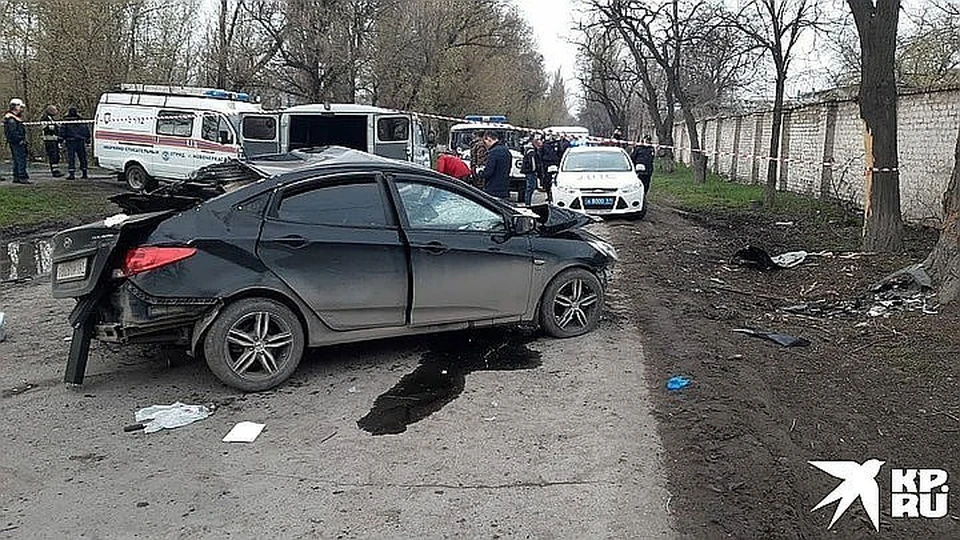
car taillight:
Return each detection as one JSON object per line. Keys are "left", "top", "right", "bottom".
{"left": 121, "top": 246, "right": 197, "bottom": 277}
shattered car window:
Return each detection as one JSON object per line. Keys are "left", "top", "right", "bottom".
{"left": 397, "top": 182, "right": 505, "bottom": 232}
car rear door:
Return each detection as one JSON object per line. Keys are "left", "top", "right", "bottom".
{"left": 389, "top": 176, "right": 533, "bottom": 326}
{"left": 240, "top": 113, "right": 281, "bottom": 158}
{"left": 257, "top": 174, "right": 408, "bottom": 331}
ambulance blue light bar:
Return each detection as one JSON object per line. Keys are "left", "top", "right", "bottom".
{"left": 203, "top": 89, "right": 252, "bottom": 102}
{"left": 464, "top": 115, "right": 508, "bottom": 124}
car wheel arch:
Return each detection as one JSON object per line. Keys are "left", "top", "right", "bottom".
{"left": 189, "top": 287, "right": 315, "bottom": 357}
{"left": 534, "top": 263, "right": 603, "bottom": 317}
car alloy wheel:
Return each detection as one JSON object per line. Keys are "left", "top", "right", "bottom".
{"left": 204, "top": 297, "right": 305, "bottom": 391}
{"left": 226, "top": 311, "right": 294, "bottom": 377}
{"left": 553, "top": 278, "right": 600, "bottom": 331}
{"left": 539, "top": 268, "right": 604, "bottom": 338}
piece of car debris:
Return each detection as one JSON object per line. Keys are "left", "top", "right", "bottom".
{"left": 732, "top": 328, "right": 810, "bottom": 348}
{"left": 666, "top": 376, "right": 692, "bottom": 391}
{"left": 733, "top": 246, "right": 808, "bottom": 270}
{"left": 222, "top": 421, "right": 265, "bottom": 443}
{"left": 0, "top": 311, "right": 5, "bottom": 343}
{"left": 132, "top": 402, "right": 211, "bottom": 434}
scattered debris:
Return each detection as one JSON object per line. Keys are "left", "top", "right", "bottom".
{"left": 732, "top": 328, "right": 811, "bottom": 348}
{"left": 733, "top": 246, "right": 808, "bottom": 270}
{"left": 348, "top": 386, "right": 357, "bottom": 393}
{"left": 775, "top": 221, "right": 795, "bottom": 227}
{"left": 870, "top": 264, "right": 933, "bottom": 294}
{"left": 666, "top": 376, "right": 692, "bottom": 391}
{"left": 132, "top": 402, "right": 211, "bottom": 434}
{"left": 222, "top": 421, "right": 265, "bottom": 443}
{"left": 0, "top": 311, "right": 6, "bottom": 343}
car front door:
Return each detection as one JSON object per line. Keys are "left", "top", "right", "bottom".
{"left": 391, "top": 177, "right": 534, "bottom": 326}
{"left": 257, "top": 174, "right": 408, "bottom": 331}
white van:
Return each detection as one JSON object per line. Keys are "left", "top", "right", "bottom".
{"left": 95, "top": 85, "right": 262, "bottom": 190}
{"left": 95, "top": 86, "right": 432, "bottom": 191}
{"left": 241, "top": 103, "right": 432, "bottom": 168}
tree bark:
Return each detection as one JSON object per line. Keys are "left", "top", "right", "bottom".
{"left": 764, "top": 73, "right": 786, "bottom": 207}
{"left": 926, "top": 124, "right": 960, "bottom": 304}
{"left": 682, "top": 105, "right": 706, "bottom": 183}
{"left": 849, "top": 0, "right": 904, "bottom": 252}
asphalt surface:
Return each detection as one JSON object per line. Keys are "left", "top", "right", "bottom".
{"left": 0, "top": 223, "right": 675, "bottom": 539}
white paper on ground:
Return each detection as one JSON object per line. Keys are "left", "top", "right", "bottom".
{"left": 222, "top": 421, "right": 265, "bottom": 443}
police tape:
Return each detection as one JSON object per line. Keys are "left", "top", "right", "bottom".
{"left": 12, "top": 108, "right": 896, "bottom": 174}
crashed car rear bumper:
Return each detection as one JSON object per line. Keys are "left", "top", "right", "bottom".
{"left": 94, "top": 281, "right": 219, "bottom": 345}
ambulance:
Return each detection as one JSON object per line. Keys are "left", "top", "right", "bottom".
{"left": 94, "top": 85, "right": 432, "bottom": 191}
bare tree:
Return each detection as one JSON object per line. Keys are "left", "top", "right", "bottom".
{"left": 848, "top": 0, "right": 903, "bottom": 252}
{"left": 725, "top": 0, "right": 823, "bottom": 206}
{"left": 588, "top": 0, "right": 723, "bottom": 184}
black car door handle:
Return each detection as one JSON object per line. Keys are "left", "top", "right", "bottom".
{"left": 275, "top": 235, "right": 308, "bottom": 249}
{"left": 421, "top": 241, "right": 449, "bottom": 255}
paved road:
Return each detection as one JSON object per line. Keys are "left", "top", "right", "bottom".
{"left": 0, "top": 225, "right": 674, "bottom": 539}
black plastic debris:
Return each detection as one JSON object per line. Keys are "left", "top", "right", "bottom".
{"left": 734, "top": 246, "right": 808, "bottom": 270}
{"left": 870, "top": 264, "right": 933, "bottom": 294}
{"left": 733, "top": 328, "right": 811, "bottom": 347}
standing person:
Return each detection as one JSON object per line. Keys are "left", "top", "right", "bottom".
{"left": 480, "top": 130, "right": 511, "bottom": 200}
{"left": 40, "top": 105, "right": 63, "bottom": 177}
{"left": 540, "top": 135, "right": 562, "bottom": 202}
{"left": 62, "top": 106, "right": 90, "bottom": 180}
{"left": 4, "top": 98, "right": 29, "bottom": 184}
{"left": 520, "top": 135, "right": 543, "bottom": 205}
{"left": 469, "top": 132, "right": 489, "bottom": 189}
{"left": 435, "top": 145, "right": 472, "bottom": 182}
{"left": 631, "top": 134, "right": 655, "bottom": 194}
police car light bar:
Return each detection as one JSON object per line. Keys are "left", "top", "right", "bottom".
{"left": 464, "top": 115, "right": 508, "bottom": 124}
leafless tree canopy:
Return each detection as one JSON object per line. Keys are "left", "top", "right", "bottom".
{"left": 0, "top": 0, "right": 572, "bottom": 128}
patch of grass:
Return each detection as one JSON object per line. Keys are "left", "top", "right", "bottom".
{"left": 0, "top": 181, "right": 121, "bottom": 231}
{"left": 650, "top": 163, "right": 857, "bottom": 223}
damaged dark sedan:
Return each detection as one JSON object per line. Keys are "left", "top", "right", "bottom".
{"left": 51, "top": 147, "right": 617, "bottom": 391}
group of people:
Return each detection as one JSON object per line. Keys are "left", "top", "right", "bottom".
{"left": 2, "top": 98, "right": 91, "bottom": 184}
{"left": 436, "top": 127, "right": 657, "bottom": 205}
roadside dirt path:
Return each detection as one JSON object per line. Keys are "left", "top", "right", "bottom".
{"left": 611, "top": 205, "right": 959, "bottom": 539}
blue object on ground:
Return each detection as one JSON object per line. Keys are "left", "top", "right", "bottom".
{"left": 666, "top": 376, "right": 691, "bottom": 391}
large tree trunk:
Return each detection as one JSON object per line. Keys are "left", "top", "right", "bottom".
{"left": 682, "top": 106, "right": 706, "bottom": 184}
{"left": 764, "top": 73, "right": 786, "bottom": 208}
{"left": 925, "top": 125, "right": 960, "bottom": 303}
{"left": 850, "top": 0, "right": 904, "bottom": 252}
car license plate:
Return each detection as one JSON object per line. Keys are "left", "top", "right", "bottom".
{"left": 584, "top": 197, "right": 614, "bottom": 207}
{"left": 56, "top": 258, "right": 88, "bottom": 282}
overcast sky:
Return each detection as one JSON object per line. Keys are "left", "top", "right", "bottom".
{"left": 513, "top": 0, "right": 581, "bottom": 105}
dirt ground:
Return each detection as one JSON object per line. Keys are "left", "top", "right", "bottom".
{"left": 615, "top": 203, "right": 960, "bottom": 538}
{"left": 2, "top": 197, "right": 959, "bottom": 538}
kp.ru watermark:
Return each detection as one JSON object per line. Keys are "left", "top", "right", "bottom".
{"left": 810, "top": 460, "right": 948, "bottom": 531}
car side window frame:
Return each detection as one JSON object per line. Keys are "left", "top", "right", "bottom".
{"left": 266, "top": 173, "right": 397, "bottom": 230}
{"left": 385, "top": 174, "right": 510, "bottom": 234}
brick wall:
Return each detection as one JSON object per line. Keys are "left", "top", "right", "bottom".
{"left": 671, "top": 87, "right": 960, "bottom": 223}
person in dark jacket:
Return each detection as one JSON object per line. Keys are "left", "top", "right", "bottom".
{"left": 519, "top": 135, "right": 543, "bottom": 205}
{"left": 631, "top": 135, "right": 655, "bottom": 193}
{"left": 3, "top": 98, "right": 29, "bottom": 184}
{"left": 480, "top": 130, "right": 511, "bottom": 199}
{"left": 40, "top": 105, "right": 63, "bottom": 177}
{"left": 61, "top": 106, "right": 90, "bottom": 180}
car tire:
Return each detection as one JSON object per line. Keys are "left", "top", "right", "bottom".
{"left": 539, "top": 268, "right": 604, "bottom": 339}
{"left": 125, "top": 163, "right": 155, "bottom": 192}
{"left": 203, "top": 297, "right": 305, "bottom": 392}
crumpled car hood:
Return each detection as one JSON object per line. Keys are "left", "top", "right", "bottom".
{"left": 527, "top": 204, "right": 600, "bottom": 236}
